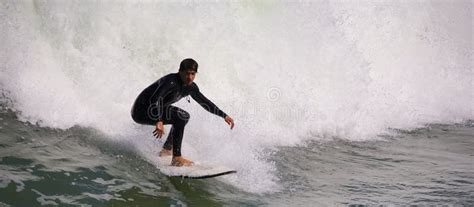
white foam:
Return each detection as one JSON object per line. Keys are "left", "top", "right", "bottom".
{"left": 1, "top": 1, "right": 472, "bottom": 193}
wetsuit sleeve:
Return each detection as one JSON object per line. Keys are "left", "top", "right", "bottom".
{"left": 190, "top": 85, "right": 227, "bottom": 119}
{"left": 149, "top": 76, "right": 175, "bottom": 122}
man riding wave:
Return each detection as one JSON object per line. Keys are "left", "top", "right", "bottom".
{"left": 131, "top": 58, "right": 234, "bottom": 166}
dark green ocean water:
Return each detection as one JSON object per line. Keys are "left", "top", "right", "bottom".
{"left": 1, "top": 107, "right": 473, "bottom": 206}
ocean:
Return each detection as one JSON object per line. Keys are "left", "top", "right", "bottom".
{"left": 1, "top": 0, "right": 472, "bottom": 206}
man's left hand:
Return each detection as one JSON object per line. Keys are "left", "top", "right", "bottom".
{"left": 225, "top": 115, "right": 234, "bottom": 130}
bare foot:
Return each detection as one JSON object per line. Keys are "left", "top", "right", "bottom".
{"left": 171, "top": 156, "right": 194, "bottom": 167}
{"left": 159, "top": 149, "right": 172, "bottom": 157}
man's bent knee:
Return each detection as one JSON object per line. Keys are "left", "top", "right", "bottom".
{"left": 177, "top": 110, "right": 190, "bottom": 124}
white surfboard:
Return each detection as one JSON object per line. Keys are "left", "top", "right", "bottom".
{"left": 157, "top": 156, "right": 237, "bottom": 179}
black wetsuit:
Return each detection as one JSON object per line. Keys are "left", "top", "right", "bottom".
{"left": 131, "top": 73, "right": 227, "bottom": 156}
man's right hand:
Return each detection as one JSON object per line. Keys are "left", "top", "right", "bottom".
{"left": 153, "top": 121, "right": 164, "bottom": 139}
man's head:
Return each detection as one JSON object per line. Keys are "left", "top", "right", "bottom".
{"left": 179, "top": 58, "right": 198, "bottom": 86}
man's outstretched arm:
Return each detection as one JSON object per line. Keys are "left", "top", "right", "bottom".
{"left": 190, "top": 86, "right": 234, "bottom": 129}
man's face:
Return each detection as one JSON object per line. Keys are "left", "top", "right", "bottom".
{"left": 179, "top": 69, "right": 196, "bottom": 86}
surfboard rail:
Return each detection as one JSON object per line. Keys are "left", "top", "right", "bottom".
{"left": 168, "top": 170, "right": 237, "bottom": 179}
{"left": 156, "top": 156, "right": 236, "bottom": 179}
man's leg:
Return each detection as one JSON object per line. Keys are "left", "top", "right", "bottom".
{"left": 162, "top": 106, "right": 193, "bottom": 166}
{"left": 132, "top": 103, "right": 191, "bottom": 165}
{"left": 166, "top": 107, "right": 189, "bottom": 157}
{"left": 162, "top": 127, "right": 174, "bottom": 150}
{"left": 159, "top": 127, "right": 174, "bottom": 157}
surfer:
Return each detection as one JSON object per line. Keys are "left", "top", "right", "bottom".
{"left": 131, "top": 58, "right": 235, "bottom": 167}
